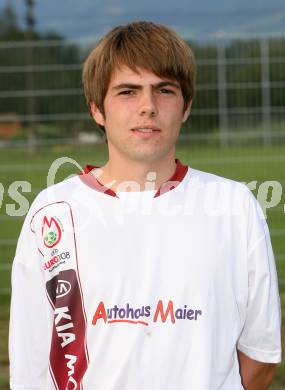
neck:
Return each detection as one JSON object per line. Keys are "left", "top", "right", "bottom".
{"left": 97, "top": 153, "right": 177, "bottom": 192}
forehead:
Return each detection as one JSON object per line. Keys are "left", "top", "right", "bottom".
{"left": 108, "top": 65, "right": 179, "bottom": 88}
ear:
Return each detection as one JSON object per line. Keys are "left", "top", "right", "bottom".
{"left": 182, "top": 99, "right": 192, "bottom": 123}
{"left": 90, "top": 101, "right": 105, "bottom": 127}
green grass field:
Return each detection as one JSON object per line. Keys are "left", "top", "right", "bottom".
{"left": 0, "top": 141, "right": 284, "bottom": 388}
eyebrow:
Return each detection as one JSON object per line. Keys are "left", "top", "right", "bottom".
{"left": 112, "top": 81, "right": 181, "bottom": 91}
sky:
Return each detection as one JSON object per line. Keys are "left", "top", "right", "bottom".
{"left": 1, "top": 0, "right": 285, "bottom": 42}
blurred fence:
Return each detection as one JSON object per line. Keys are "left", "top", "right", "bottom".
{"left": 0, "top": 36, "right": 285, "bottom": 147}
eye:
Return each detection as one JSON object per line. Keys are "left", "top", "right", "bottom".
{"left": 118, "top": 90, "right": 135, "bottom": 95}
{"left": 160, "top": 88, "right": 174, "bottom": 94}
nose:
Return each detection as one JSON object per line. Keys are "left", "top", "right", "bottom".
{"left": 138, "top": 90, "right": 158, "bottom": 117}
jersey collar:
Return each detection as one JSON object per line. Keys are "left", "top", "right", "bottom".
{"left": 79, "top": 158, "right": 188, "bottom": 199}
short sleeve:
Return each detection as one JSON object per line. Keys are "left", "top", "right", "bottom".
{"left": 237, "top": 191, "right": 282, "bottom": 363}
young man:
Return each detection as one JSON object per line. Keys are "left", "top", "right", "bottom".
{"left": 9, "top": 21, "right": 281, "bottom": 389}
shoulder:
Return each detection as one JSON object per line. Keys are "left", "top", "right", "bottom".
{"left": 27, "top": 175, "right": 82, "bottom": 220}
{"left": 185, "top": 167, "right": 263, "bottom": 219}
{"left": 187, "top": 167, "right": 251, "bottom": 197}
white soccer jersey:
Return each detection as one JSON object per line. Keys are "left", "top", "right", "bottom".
{"left": 9, "top": 160, "right": 281, "bottom": 390}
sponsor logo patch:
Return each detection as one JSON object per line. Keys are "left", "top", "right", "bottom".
{"left": 92, "top": 300, "right": 203, "bottom": 326}
{"left": 56, "top": 279, "right": 72, "bottom": 298}
{"left": 46, "top": 269, "right": 88, "bottom": 389}
{"left": 43, "top": 250, "right": 70, "bottom": 271}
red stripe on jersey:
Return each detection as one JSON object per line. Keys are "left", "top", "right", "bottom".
{"left": 30, "top": 201, "right": 89, "bottom": 388}
{"left": 79, "top": 159, "right": 188, "bottom": 198}
{"left": 154, "top": 158, "right": 188, "bottom": 197}
{"left": 80, "top": 165, "right": 118, "bottom": 197}
{"left": 46, "top": 269, "right": 88, "bottom": 389}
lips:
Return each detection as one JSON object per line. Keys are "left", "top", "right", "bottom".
{"left": 131, "top": 126, "right": 161, "bottom": 133}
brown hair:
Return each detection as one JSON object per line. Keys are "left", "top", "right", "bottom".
{"left": 82, "top": 21, "right": 196, "bottom": 120}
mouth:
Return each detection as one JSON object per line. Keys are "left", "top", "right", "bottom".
{"left": 131, "top": 126, "right": 161, "bottom": 134}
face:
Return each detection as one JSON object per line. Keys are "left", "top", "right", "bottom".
{"left": 90, "top": 66, "right": 192, "bottom": 163}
